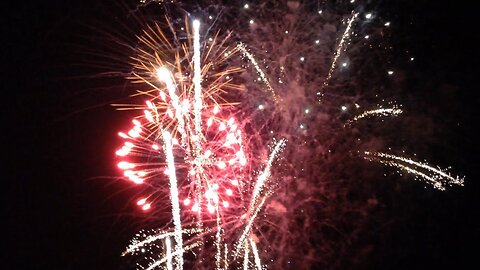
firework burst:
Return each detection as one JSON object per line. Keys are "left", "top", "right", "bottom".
{"left": 109, "top": 1, "right": 464, "bottom": 269}
{"left": 114, "top": 13, "right": 287, "bottom": 268}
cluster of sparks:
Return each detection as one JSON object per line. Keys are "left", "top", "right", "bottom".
{"left": 111, "top": 1, "right": 465, "bottom": 269}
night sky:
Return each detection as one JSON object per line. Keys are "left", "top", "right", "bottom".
{"left": 2, "top": 0, "right": 478, "bottom": 269}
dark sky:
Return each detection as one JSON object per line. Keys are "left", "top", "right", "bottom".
{"left": 1, "top": 0, "right": 478, "bottom": 269}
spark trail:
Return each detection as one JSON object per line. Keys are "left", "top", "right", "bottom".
{"left": 238, "top": 43, "right": 276, "bottom": 102}
{"left": 321, "top": 12, "right": 358, "bottom": 91}
{"left": 364, "top": 151, "right": 465, "bottom": 190}
{"left": 346, "top": 105, "right": 403, "bottom": 125}
{"left": 193, "top": 20, "right": 203, "bottom": 144}
{"left": 162, "top": 131, "right": 184, "bottom": 269}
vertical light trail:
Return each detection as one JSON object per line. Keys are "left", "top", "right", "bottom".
{"left": 162, "top": 131, "right": 184, "bottom": 269}
{"left": 321, "top": 12, "right": 358, "bottom": 90}
{"left": 243, "top": 242, "right": 250, "bottom": 270}
{"left": 237, "top": 42, "right": 277, "bottom": 102}
{"left": 166, "top": 237, "right": 173, "bottom": 270}
{"left": 191, "top": 20, "right": 205, "bottom": 224}
{"left": 223, "top": 243, "right": 229, "bottom": 269}
{"left": 215, "top": 207, "right": 222, "bottom": 270}
{"left": 249, "top": 237, "right": 262, "bottom": 270}
{"left": 157, "top": 68, "right": 187, "bottom": 145}
{"left": 192, "top": 20, "right": 203, "bottom": 140}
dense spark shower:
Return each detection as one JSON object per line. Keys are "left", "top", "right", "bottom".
{"left": 109, "top": 1, "right": 465, "bottom": 269}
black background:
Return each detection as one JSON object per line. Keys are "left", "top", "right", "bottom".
{"left": 2, "top": 0, "right": 478, "bottom": 269}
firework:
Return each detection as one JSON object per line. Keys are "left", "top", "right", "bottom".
{"left": 109, "top": 1, "right": 465, "bottom": 269}
{"left": 115, "top": 15, "right": 286, "bottom": 269}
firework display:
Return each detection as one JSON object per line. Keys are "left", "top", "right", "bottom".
{"left": 111, "top": 1, "right": 465, "bottom": 269}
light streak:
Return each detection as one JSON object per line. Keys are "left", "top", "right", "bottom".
{"left": 364, "top": 151, "right": 465, "bottom": 190}
{"left": 223, "top": 243, "right": 229, "bottom": 269}
{"left": 238, "top": 42, "right": 276, "bottom": 102}
{"left": 249, "top": 139, "right": 286, "bottom": 212}
{"left": 243, "top": 242, "right": 250, "bottom": 270}
{"left": 235, "top": 194, "right": 269, "bottom": 257}
{"left": 321, "top": 12, "right": 358, "bottom": 90}
{"left": 166, "top": 237, "right": 173, "bottom": 270}
{"left": 215, "top": 207, "right": 222, "bottom": 270}
{"left": 193, "top": 19, "right": 203, "bottom": 143}
{"left": 163, "top": 131, "right": 184, "bottom": 269}
{"left": 346, "top": 105, "right": 403, "bottom": 125}
{"left": 249, "top": 237, "right": 262, "bottom": 270}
